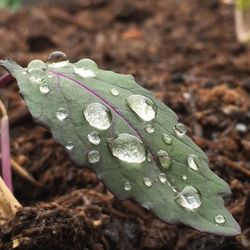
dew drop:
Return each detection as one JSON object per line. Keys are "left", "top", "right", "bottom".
{"left": 56, "top": 108, "right": 68, "bottom": 121}
{"left": 159, "top": 173, "right": 167, "bottom": 183}
{"left": 147, "top": 153, "right": 152, "bottom": 162}
{"left": 174, "top": 123, "right": 187, "bottom": 137}
{"left": 182, "top": 175, "right": 187, "bottom": 180}
{"left": 124, "top": 181, "right": 132, "bottom": 191}
{"left": 47, "top": 51, "right": 69, "bottom": 68}
{"left": 187, "top": 154, "right": 200, "bottom": 171}
{"left": 126, "top": 94, "right": 157, "bottom": 121}
{"left": 74, "top": 59, "right": 97, "bottom": 77}
{"left": 144, "top": 124, "right": 154, "bottom": 133}
{"left": 163, "top": 133, "right": 172, "bottom": 145}
{"left": 66, "top": 142, "right": 74, "bottom": 151}
{"left": 39, "top": 83, "right": 50, "bottom": 94}
{"left": 108, "top": 133, "right": 146, "bottom": 163}
{"left": 144, "top": 177, "right": 152, "bottom": 187}
{"left": 157, "top": 150, "right": 171, "bottom": 169}
{"left": 87, "top": 131, "right": 101, "bottom": 145}
{"left": 214, "top": 214, "right": 226, "bottom": 224}
{"left": 176, "top": 186, "right": 201, "bottom": 210}
{"left": 21, "top": 71, "right": 27, "bottom": 75}
{"left": 83, "top": 103, "right": 112, "bottom": 130}
{"left": 87, "top": 150, "right": 100, "bottom": 164}
{"left": 110, "top": 88, "right": 119, "bottom": 96}
{"left": 27, "top": 60, "right": 46, "bottom": 83}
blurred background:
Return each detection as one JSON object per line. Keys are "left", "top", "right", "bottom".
{"left": 0, "top": 0, "right": 250, "bottom": 250}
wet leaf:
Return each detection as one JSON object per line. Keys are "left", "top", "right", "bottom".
{"left": 0, "top": 54, "right": 241, "bottom": 236}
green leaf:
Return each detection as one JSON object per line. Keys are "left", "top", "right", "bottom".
{"left": 0, "top": 53, "right": 241, "bottom": 236}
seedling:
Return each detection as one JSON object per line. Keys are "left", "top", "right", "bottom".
{"left": 0, "top": 52, "right": 241, "bottom": 236}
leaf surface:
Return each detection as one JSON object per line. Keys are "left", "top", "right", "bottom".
{"left": 0, "top": 56, "right": 241, "bottom": 236}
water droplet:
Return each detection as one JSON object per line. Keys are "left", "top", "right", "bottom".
{"left": 124, "top": 181, "right": 132, "bottom": 191}
{"left": 176, "top": 186, "right": 201, "bottom": 210}
{"left": 187, "top": 154, "right": 200, "bottom": 171}
{"left": 87, "top": 150, "right": 100, "bottom": 164}
{"left": 159, "top": 173, "right": 167, "bottom": 183}
{"left": 182, "top": 175, "right": 187, "bottom": 180}
{"left": 163, "top": 133, "right": 172, "bottom": 145}
{"left": 83, "top": 103, "right": 112, "bottom": 130}
{"left": 56, "top": 108, "right": 68, "bottom": 121}
{"left": 214, "top": 214, "right": 226, "bottom": 224}
{"left": 174, "top": 123, "right": 187, "bottom": 137}
{"left": 47, "top": 51, "right": 69, "bottom": 68}
{"left": 110, "top": 88, "right": 119, "bottom": 96}
{"left": 87, "top": 131, "right": 100, "bottom": 145}
{"left": 144, "top": 177, "right": 152, "bottom": 187}
{"left": 147, "top": 153, "right": 152, "bottom": 162}
{"left": 144, "top": 124, "right": 154, "bottom": 133}
{"left": 157, "top": 150, "right": 171, "bottom": 169}
{"left": 126, "top": 94, "right": 157, "bottom": 121}
{"left": 235, "top": 123, "right": 247, "bottom": 133}
{"left": 39, "top": 83, "right": 50, "bottom": 94}
{"left": 108, "top": 133, "right": 146, "bottom": 163}
{"left": 74, "top": 59, "right": 97, "bottom": 77}
{"left": 66, "top": 142, "right": 74, "bottom": 151}
{"left": 27, "top": 60, "right": 46, "bottom": 83}
{"left": 21, "top": 71, "right": 27, "bottom": 75}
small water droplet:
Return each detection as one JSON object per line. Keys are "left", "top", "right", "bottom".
{"left": 144, "top": 177, "right": 152, "bottom": 187}
{"left": 214, "top": 214, "right": 226, "bottom": 224}
{"left": 182, "top": 175, "right": 187, "bottom": 180}
{"left": 147, "top": 153, "right": 152, "bottom": 162}
{"left": 27, "top": 60, "right": 46, "bottom": 83}
{"left": 187, "top": 154, "right": 200, "bottom": 171}
{"left": 176, "top": 186, "right": 201, "bottom": 210}
{"left": 157, "top": 150, "right": 171, "bottom": 169}
{"left": 126, "top": 94, "right": 157, "bottom": 121}
{"left": 110, "top": 88, "right": 119, "bottom": 96}
{"left": 56, "top": 108, "right": 68, "bottom": 121}
{"left": 159, "top": 173, "right": 167, "bottom": 183}
{"left": 162, "top": 133, "right": 172, "bottom": 145}
{"left": 87, "top": 150, "right": 100, "bottom": 164}
{"left": 74, "top": 59, "right": 97, "bottom": 77}
{"left": 124, "top": 181, "right": 132, "bottom": 191}
{"left": 21, "top": 71, "right": 27, "bottom": 75}
{"left": 47, "top": 51, "right": 69, "bottom": 68}
{"left": 144, "top": 124, "right": 154, "bottom": 133}
{"left": 108, "top": 133, "right": 146, "bottom": 163}
{"left": 66, "top": 142, "right": 74, "bottom": 151}
{"left": 174, "top": 123, "right": 187, "bottom": 137}
{"left": 83, "top": 103, "right": 112, "bottom": 130}
{"left": 87, "top": 131, "right": 101, "bottom": 145}
{"left": 39, "top": 83, "right": 50, "bottom": 94}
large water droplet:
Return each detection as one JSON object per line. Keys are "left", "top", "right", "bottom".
{"left": 110, "top": 88, "right": 119, "bottom": 96}
{"left": 87, "top": 150, "right": 100, "bottom": 164}
{"left": 176, "top": 186, "right": 201, "bottom": 210}
{"left": 157, "top": 150, "right": 171, "bottom": 169}
{"left": 159, "top": 173, "right": 167, "bottom": 183}
{"left": 163, "top": 133, "right": 172, "bottom": 145}
{"left": 124, "top": 181, "right": 132, "bottom": 191}
{"left": 56, "top": 108, "right": 68, "bottom": 121}
{"left": 74, "top": 59, "right": 97, "bottom": 78}
{"left": 214, "top": 214, "right": 226, "bottom": 224}
{"left": 27, "top": 59, "right": 46, "bottom": 83}
{"left": 144, "top": 124, "right": 154, "bottom": 133}
{"left": 47, "top": 51, "right": 69, "bottom": 68}
{"left": 108, "top": 133, "right": 146, "bottom": 163}
{"left": 66, "top": 142, "right": 74, "bottom": 151}
{"left": 187, "top": 154, "right": 200, "bottom": 171}
{"left": 83, "top": 103, "right": 112, "bottom": 130}
{"left": 144, "top": 177, "right": 152, "bottom": 187}
{"left": 87, "top": 131, "right": 101, "bottom": 145}
{"left": 39, "top": 83, "right": 50, "bottom": 94}
{"left": 174, "top": 123, "right": 187, "bottom": 137}
{"left": 126, "top": 94, "right": 157, "bottom": 121}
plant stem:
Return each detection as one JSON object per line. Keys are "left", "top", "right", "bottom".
{"left": 0, "top": 101, "right": 12, "bottom": 192}
{"left": 0, "top": 73, "right": 14, "bottom": 88}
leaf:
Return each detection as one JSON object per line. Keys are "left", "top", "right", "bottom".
{"left": 0, "top": 54, "right": 241, "bottom": 236}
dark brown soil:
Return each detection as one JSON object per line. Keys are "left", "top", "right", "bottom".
{"left": 0, "top": 0, "right": 250, "bottom": 249}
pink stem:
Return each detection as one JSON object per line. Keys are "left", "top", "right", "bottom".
{"left": 0, "top": 73, "right": 15, "bottom": 87}
{"left": 0, "top": 114, "right": 12, "bottom": 192}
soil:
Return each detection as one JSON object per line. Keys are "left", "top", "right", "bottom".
{"left": 0, "top": 0, "right": 250, "bottom": 249}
